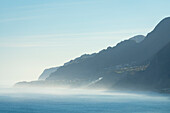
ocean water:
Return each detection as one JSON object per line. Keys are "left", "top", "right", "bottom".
{"left": 0, "top": 88, "right": 170, "bottom": 113}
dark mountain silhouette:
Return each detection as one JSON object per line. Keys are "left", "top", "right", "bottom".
{"left": 15, "top": 17, "right": 170, "bottom": 92}
{"left": 47, "top": 36, "right": 142, "bottom": 82}
{"left": 148, "top": 42, "right": 170, "bottom": 91}
{"left": 110, "top": 42, "right": 170, "bottom": 92}
{"left": 46, "top": 17, "right": 170, "bottom": 81}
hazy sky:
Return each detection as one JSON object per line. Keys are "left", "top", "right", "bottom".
{"left": 0, "top": 0, "right": 170, "bottom": 87}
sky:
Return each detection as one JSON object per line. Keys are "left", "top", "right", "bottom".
{"left": 0, "top": 0, "right": 170, "bottom": 87}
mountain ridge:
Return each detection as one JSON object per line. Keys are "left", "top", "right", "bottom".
{"left": 15, "top": 17, "right": 170, "bottom": 93}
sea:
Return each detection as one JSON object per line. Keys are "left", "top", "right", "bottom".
{"left": 0, "top": 88, "right": 170, "bottom": 113}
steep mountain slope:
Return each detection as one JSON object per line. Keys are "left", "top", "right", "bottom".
{"left": 110, "top": 42, "right": 170, "bottom": 91}
{"left": 46, "top": 36, "right": 141, "bottom": 83}
{"left": 141, "top": 42, "right": 170, "bottom": 90}
{"left": 38, "top": 67, "right": 58, "bottom": 80}
{"left": 46, "top": 17, "right": 170, "bottom": 86}
{"left": 15, "top": 17, "right": 170, "bottom": 92}
{"left": 15, "top": 35, "right": 145, "bottom": 88}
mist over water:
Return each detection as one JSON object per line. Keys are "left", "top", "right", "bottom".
{"left": 0, "top": 88, "right": 170, "bottom": 113}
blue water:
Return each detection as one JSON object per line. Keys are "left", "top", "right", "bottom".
{"left": 0, "top": 90, "right": 170, "bottom": 113}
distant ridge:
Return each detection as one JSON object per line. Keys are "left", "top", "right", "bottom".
{"left": 15, "top": 17, "right": 170, "bottom": 93}
{"left": 38, "top": 67, "right": 58, "bottom": 80}
{"left": 130, "top": 35, "right": 145, "bottom": 43}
